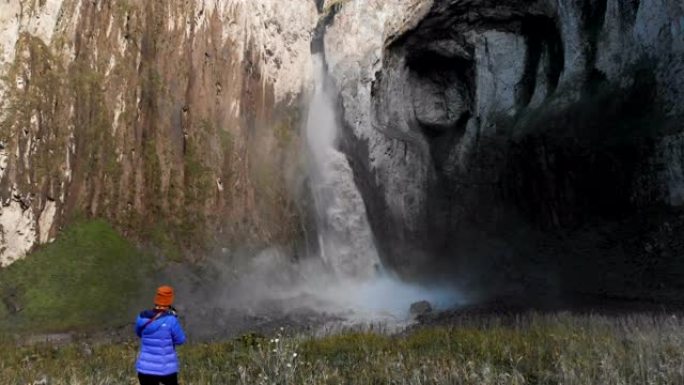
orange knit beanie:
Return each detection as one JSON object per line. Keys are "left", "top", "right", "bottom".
{"left": 154, "top": 285, "right": 174, "bottom": 307}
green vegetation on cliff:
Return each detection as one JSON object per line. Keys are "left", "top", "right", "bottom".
{"left": 0, "top": 220, "right": 153, "bottom": 333}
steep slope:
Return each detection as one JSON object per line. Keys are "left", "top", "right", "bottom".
{"left": 0, "top": 0, "right": 318, "bottom": 265}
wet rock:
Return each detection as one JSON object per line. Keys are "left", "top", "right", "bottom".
{"left": 410, "top": 300, "right": 433, "bottom": 318}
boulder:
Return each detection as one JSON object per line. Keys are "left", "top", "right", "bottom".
{"left": 409, "top": 300, "right": 433, "bottom": 317}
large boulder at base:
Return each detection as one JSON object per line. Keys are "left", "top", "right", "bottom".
{"left": 410, "top": 300, "right": 433, "bottom": 318}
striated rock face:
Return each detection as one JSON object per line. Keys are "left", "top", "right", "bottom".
{"left": 324, "top": 0, "right": 684, "bottom": 302}
{"left": 0, "top": 0, "right": 318, "bottom": 266}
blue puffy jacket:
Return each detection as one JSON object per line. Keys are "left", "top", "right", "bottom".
{"left": 135, "top": 309, "right": 186, "bottom": 376}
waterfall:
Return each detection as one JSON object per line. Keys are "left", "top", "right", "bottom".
{"left": 305, "top": 55, "right": 381, "bottom": 281}
{"left": 216, "top": 55, "right": 463, "bottom": 326}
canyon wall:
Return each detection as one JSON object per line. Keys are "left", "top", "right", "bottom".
{"left": 3, "top": 0, "right": 684, "bottom": 306}
{"left": 324, "top": 0, "right": 684, "bottom": 303}
{"left": 0, "top": 0, "right": 318, "bottom": 266}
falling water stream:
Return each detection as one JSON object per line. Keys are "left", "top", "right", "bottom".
{"left": 305, "top": 55, "right": 381, "bottom": 281}
{"left": 300, "top": 55, "right": 463, "bottom": 321}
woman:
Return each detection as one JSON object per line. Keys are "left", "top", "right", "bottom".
{"left": 135, "top": 285, "right": 186, "bottom": 385}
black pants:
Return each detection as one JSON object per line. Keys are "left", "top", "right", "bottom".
{"left": 138, "top": 372, "right": 178, "bottom": 385}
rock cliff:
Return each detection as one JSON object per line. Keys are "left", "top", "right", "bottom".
{"left": 0, "top": 0, "right": 317, "bottom": 265}
{"left": 323, "top": 0, "right": 684, "bottom": 303}
{"left": 2, "top": 0, "right": 684, "bottom": 306}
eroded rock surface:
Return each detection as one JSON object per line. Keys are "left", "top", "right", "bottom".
{"left": 0, "top": 0, "right": 318, "bottom": 265}
{"left": 324, "top": 0, "right": 684, "bottom": 303}
{"left": 3, "top": 0, "right": 684, "bottom": 307}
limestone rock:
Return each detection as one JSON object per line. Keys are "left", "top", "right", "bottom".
{"left": 0, "top": 0, "right": 318, "bottom": 265}
{"left": 323, "top": 0, "right": 684, "bottom": 300}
